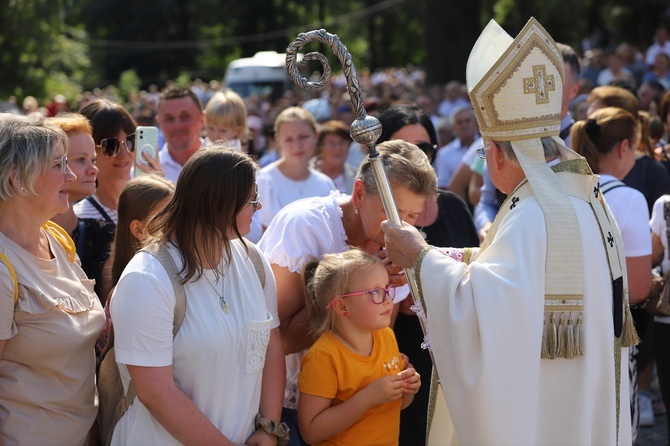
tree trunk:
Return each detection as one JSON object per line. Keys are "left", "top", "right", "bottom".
{"left": 424, "top": 0, "right": 481, "bottom": 84}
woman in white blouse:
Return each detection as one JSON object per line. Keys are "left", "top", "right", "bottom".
{"left": 110, "top": 146, "right": 284, "bottom": 445}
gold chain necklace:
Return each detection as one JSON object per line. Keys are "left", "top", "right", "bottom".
{"left": 204, "top": 270, "right": 230, "bottom": 314}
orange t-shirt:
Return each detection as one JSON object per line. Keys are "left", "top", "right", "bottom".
{"left": 299, "top": 327, "right": 405, "bottom": 446}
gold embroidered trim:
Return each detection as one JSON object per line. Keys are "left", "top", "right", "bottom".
{"left": 462, "top": 248, "right": 473, "bottom": 265}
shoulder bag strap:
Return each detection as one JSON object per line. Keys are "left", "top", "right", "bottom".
{"left": 243, "top": 238, "right": 266, "bottom": 289}
{"left": 86, "top": 196, "right": 114, "bottom": 224}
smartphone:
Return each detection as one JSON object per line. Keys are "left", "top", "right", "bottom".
{"left": 134, "top": 126, "right": 159, "bottom": 177}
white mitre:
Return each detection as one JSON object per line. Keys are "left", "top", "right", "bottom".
{"left": 467, "top": 18, "right": 588, "bottom": 359}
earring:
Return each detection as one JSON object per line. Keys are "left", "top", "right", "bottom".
{"left": 354, "top": 208, "right": 359, "bottom": 214}
{"left": 343, "top": 308, "right": 349, "bottom": 317}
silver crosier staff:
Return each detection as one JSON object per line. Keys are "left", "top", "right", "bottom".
{"left": 285, "top": 29, "right": 428, "bottom": 343}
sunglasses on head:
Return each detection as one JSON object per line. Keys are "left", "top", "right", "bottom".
{"left": 98, "top": 134, "right": 135, "bottom": 157}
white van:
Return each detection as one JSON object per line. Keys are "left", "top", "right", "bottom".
{"left": 222, "top": 51, "right": 304, "bottom": 100}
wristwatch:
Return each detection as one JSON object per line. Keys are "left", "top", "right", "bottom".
{"left": 254, "top": 413, "right": 290, "bottom": 446}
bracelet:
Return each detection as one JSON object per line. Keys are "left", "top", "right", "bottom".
{"left": 254, "top": 413, "right": 290, "bottom": 446}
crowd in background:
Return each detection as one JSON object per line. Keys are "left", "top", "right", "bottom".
{"left": 3, "top": 22, "right": 670, "bottom": 446}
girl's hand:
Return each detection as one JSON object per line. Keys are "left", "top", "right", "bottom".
{"left": 363, "top": 375, "right": 405, "bottom": 406}
{"left": 398, "top": 367, "right": 421, "bottom": 395}
{"left": 245, "top": 428, "right": 276, "bottom": 446}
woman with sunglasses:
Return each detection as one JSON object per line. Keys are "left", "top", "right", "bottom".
{"left": 0, "top": 113, "right": 105, "bottom": 446}
{"left": 73, "top": 99, "right": 138, "bottom": 225}
{"left": 298, "top": 249, "right": 420, "bottom": 445}
{"left": 376, "top": 104, "right": 479, "bottom": 446}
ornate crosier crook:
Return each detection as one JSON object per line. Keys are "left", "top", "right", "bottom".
{"left": 285, "top": 29, "right": 427, "bottom": 339}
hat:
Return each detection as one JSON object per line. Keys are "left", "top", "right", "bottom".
{"left": 468, "top": 18, "right": 588, "bottom": 359}
{"left": 467, "top": 18, "right": 563, "bottom": 141}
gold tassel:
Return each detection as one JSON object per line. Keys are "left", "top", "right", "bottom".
{"left": 548, "top": 313, "right": 558, "bottom": 359}
{"left": 557, "top": 313, "right": 566, "bottom": 358}
{"left": 565, "top": 316, "right": 575, "bottom": 359}
{"left": 621, "top": 303, "right": 640, "bottom": 347}
{"left": 575, "top": 314, "right": 583, "bottom": 356}
{"left": 541, "top": 318, "right": 549, "bottom": 359}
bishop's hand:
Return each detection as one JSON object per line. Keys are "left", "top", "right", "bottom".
{"left": 380, "top": 220, "right": 427, "bottom": 269}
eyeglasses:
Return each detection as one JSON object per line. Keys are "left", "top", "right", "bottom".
{"left": 248, "top": 192, "right": 260, "bottom": 211}
{"left": 476, "top": 143, "right": 492, "bottom": 160}
{"left": 326, "top": 284, "right": 396, "bottom": 309}
{"left": 97, "top": 134, "right": 135, "bottom": 157}
{"left": 52, "top": 155, "right": 68, "bottom": 174}
{"left": 415, "top": 142, "right": 437, "bottom": 157}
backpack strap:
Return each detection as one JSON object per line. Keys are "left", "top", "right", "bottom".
{"left": 120, "top": 243, "right": 187, "bottom": 411}
{"left": 75, "top": 219, "right": 86, "bottom": 260}
{"left": 243, "top": 238, "right": 266, "bottom": 289}
{"left": 86, "top": 196, "right": 115, "bottom": 224}
{"left": 0, "top": 253, "right": 18, "bottom": 308}
{"left": 43, "top": 221, "right": 77, "bottom": 263}
{"left": 664, "top": 199, "right": 670, "bottom": 259}
{"left": 600, "top": 180, "right": 627, "bottom": 195}
{"left": 4, "top": 221, "right": 76, "bottom": 308}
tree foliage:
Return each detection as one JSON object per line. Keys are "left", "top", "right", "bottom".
{"left": 1, "top": 0, "right": 669, "bottom": 101}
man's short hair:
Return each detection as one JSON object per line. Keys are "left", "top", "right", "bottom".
{"left": 157, "top": 86, "right": 203, "bottom": 113}
{"left": 556, "top": 43, "right": 581, "bottom": 82}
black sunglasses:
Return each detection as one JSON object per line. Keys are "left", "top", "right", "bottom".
{"left": 98, "top": 134, "right": 135, "bottom": 157}
{"left": 415, "top": 141, "right": 437, "bottom": 157}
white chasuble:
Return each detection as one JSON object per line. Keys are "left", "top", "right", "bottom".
{"left": 420, "top": 189, "right": 631, "bottom": 445}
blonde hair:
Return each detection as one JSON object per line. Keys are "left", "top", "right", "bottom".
{"left": 273, "top": 106, "right": 317, "bottom": 136}
{"left": 303, "top": 249, "right": 382, "bottom": 337}
{"left": 356, "top": 140, "right": 437, "bottom": 197}
{"left": 0, "top": 113, "right": 68, "bottom": 201}
{"left": 205, "top": 90, "right": 249, "bottom": 141}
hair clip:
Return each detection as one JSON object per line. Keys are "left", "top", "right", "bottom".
{"left": 585, "top": 118, "right": 600, "bottom": 139}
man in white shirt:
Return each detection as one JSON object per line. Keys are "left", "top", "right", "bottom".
{"left": 645, "top": 25, "right": 670, "bottom": 67}
{"left": 434, "top": 106, "right": 478, "bottom": 188}
{"left": 156, "top": 86, "right": 205, "bottom": 183}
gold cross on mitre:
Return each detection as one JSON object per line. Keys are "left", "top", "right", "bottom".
{"left": 523, "top": 65, "right": 555, "bottom": 104}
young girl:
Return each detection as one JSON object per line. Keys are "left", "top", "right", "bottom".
{"left": 96, "top": 174, "right": 175, "bottom": 354}
{"left": 256, "top": 106, "right": 335, "bottom": 229}
{"left": 204, "top": 90, "right": 248, "bottom": 149}
{"left": 298, "top": 249, "right": 420, "bottom": 445}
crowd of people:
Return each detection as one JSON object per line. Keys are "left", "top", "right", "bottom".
{"left": 2, "top": 17, "right": 670, "bottom": 446}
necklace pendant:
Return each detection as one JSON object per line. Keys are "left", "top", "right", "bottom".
{"left": 220, "top": 297, "right": 231, "bottom": 314}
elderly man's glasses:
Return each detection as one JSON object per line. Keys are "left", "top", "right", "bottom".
{"left": 98, "top": 134, "right": 135, "bottom": 158}
{"left": 476, "top": 143, "right": 492, "bottom": 160}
